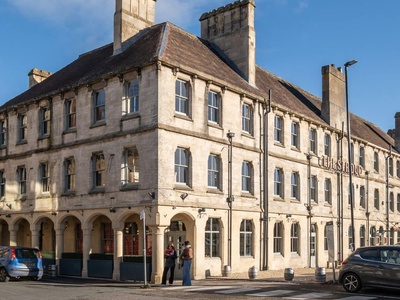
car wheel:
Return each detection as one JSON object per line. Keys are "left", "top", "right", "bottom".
{"left": 0, "top": 268, "right": 10, "bottom": 282}
{"left": 342, "top": 272, "right": 361, "bottom": 293}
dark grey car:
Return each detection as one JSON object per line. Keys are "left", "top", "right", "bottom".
{"left": 339, "top": 245, "right": 400, "bottom": 293}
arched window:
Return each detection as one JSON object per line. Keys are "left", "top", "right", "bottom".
{"left": 290, "top": 222, "right": 300, "bottom": 254}
{"left": 274, "top": 168, "right": 284, "bottom": 198}
{"left": 360, "top": 226, "right": 365, "bottom": 247}
{"left": 208, "top": 154, "right": 221, "bottom": 189}
{"left": 348, "top": 226, "right": 353, "bottom": 250}
{"left": 359, "top": 186, "right": 365, "bottom": 209}
{"left": 205, "top": 218, "right": 220, "bottom": 258}
{"left": 240, "top": 220, "right": 253, "bottom": 256}
{"left": 291, "top": 122, "right": 299, "bottom": 149}
{"left": 175, "top": 148, "right": 190, "bottom": 186}
{"left": 241, "top": 161, "right": 253, "bottom": 193}
{"left": 291, "top": 172, "right": 300, "bottom": 200}
{"left": 274, "top": 115, "right": 283, "bottom": 144}
{"left": 122, "top": 147, "right": 140, "bottom": 186}
{"left": 273, "top": 222, "right": 283, "bottom": 255}
{"left": 324, "top": 179, "right": 332, "bottom": 204}
{"left": 374, "top": 189, "right": 380, "bottom": 210}
{"left": 92, "top": 152, "right": 105, "bottom": 188}
{"left": 370, "top": 226, "right": 376, "bottom": 246}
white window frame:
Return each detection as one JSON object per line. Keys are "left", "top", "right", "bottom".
{"left": 39, "top": 107, "right": 50, "bottom": 137}
{"left": 93, "top": 90, "right": 106, "bottom": 123}
{"left": 274, "top": 115, "right": 283, "bottom": 144}
{"left": 242, "top": 103, "right": 253, "bottom": 135}
{"left": 92, "top": 152, "right": 105, "bottom": 188}
{"left": 274, "top": 168, "right": 283, "bottom": 198}
{"left": 175, "top": 79, "right": 189, "bottom": 115}
{"left": 291, "top": 172, "right": 299, "bottom": 200}
{"left": 309, "top": 128, "right": 317, "bottom": 154}
{"left": 310, "top": 175, "right": 318, "bottom": 203}
{"left": 65, "top": 98, "right": 76, "bottom": 129}
{"left": 291, "top": 121, "right": 299, "bottom": 149}
{"left": 175, "top": 147, "right": 189, "bottom": 185}
{"left": 208, "top": 154, "right": 220, "bottom": 189}
{"left": 324, "top": 178, "right": 332, "bottom": 204}
{"left": 290, "top": 222, "right": 300, "bottom": 254}
{"left": 18, "top": 114, "right": 27, "bottom": 142}
{"left": 273, "top": 222, "right": 283, "bottom": 254}
{"left": 39, "top": 162, "right": 50, "bottom": 193}
{"left": 122, "top": 147, "right": 140, "bottom": 185}
{"left": 17, "top": 166, "right": 27, "bottom": 196}
{"left": 205, "top": 218, "right": 220, "bottom": 258}
{"left": 124, "top": 80, "right": 139, "bottom": 114}
{"left": 240, "top": 220, "right": 253, "bottom": 257}
{"left": 241, "top": 161, "right": 252, "bottom": 193}
{"left": 65, "top": 157, "right": 76, "bottom": 191}
{"left": 0, "top": 120, "right": 6, "bottom": 146}
{"left": 207, "top": 91, "right": 220, "bottom": 125}
{"left": 324, "top": 133, "right": 331, "bottom": 156}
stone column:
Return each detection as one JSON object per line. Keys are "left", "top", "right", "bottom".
{"left": 9, "top": 229, "right": 17, "bottom": 247}
{"left": 55, "top": 228, "right": 64, "bottom": 266}
{"left": 113, "top": 226, "right": 123, "bottom": 281}
{"left": 82, "top": 227, "right": 92, "bottom": 278}
{"left": 31, "top": 229, "right": 40, "bottom": 249}
{"left": 149, "top": 225, "right": 166, "bottom": 284}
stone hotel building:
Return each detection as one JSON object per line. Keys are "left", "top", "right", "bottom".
{"left": 0, "top": 0, "right": 399, "bottom": 282}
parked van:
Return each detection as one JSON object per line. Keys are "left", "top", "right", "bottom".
{"left": 0, "top": 246, "right": 43, "bottom": 282}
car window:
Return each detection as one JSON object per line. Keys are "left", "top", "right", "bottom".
{"left": 16, "top": 249, "right": 39, "bottom": 259}
{"left": 0, "top": 248, "right": 9, "bottom": 258}
{"left": 359, "top": 249, "right": 379, "bottom": 261}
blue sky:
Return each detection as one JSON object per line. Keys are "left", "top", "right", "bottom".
{"left": 0, "top": 0, "right": 399, "bottom": 132}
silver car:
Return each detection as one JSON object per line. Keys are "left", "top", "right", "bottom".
{"left": 339, "top": 245, "right": 400, "bottom": 293}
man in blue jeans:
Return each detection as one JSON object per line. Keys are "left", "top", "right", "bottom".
{"left": 179, "top": 241, "right": 193, "bottom": 286}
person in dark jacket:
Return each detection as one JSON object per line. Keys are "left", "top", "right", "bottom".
{"left": 161, "top": 241, "right": 177, "bottom": 285}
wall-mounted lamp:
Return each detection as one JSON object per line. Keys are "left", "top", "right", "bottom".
{"left": 286, "top": 214, "right": 292, "bottom": 218}
{"left": 109, "top": 207, "right": 116, "bottom": 213}
{"left": 180, "top": 193, "right": 188, "bottom": 200}
{"left": 148, "top": 191, "right": 156, "bottom": 199}
{"left": 172, "top": 206, "right": 176, "bottom": 210}
{"left": 5, "top": 214, "right": 11, "bottom": 218}
{"left": 198, "top": 208, "right": 206, "bottom": 214}
{"left": 51, "top": 212, "right": 57, "bottom": 216}
{"left": 6, "top": 203, "right": 12, "bottom": 209}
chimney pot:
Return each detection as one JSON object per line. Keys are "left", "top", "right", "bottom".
{"left": 28, "top": 68, "right": 52, "bottom": 89}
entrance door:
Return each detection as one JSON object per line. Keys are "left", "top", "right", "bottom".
{"left": 165, "top": 222, "right": 186, "bottom": 280}
{"left": 310, "top": 224, "right": 317, "bottom": 267}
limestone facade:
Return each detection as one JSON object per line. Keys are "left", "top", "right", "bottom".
{"left": 0, "top": 0, "right": 399, "bottom": 284}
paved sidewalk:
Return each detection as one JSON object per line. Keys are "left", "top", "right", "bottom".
{"left": 205, "top": 267, "right": 339, "bottom": 284}
{"left": 42, "top": 267, "right": 339, "bottom": 287}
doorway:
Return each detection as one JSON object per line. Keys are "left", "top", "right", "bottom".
{"left": 164, "top": 221, "right": 186, "bottom": 280}
{"left": 310, "top": 224, "right": 317, "bottom": 267}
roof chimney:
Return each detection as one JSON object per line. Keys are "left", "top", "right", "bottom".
{"left": 113, "top": 0, "right": 156, "bottom": 55}
{"left": 200, "top": 0, "right": 256, "bottom": 86}
{"left": 321, "top": 64, "right": 346, "bottom": 131}
{"left": 28, "top": 68, "right": 52, "bottom": 89}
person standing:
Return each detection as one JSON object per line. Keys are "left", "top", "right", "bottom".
{"left": 161, "top": 241, "right": 177, "bottom": 285}
{"left": 179, "top": 240, "right": 193, "bottom": 286}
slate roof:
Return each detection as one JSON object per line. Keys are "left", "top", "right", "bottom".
{"left": 1, "top": 21, "right": 395, "bottom": 152}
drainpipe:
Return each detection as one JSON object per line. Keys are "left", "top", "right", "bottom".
{"left": 262, "top": 92, "right": 271, "bottom": 270}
